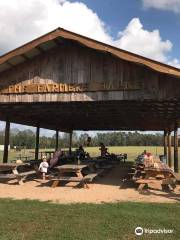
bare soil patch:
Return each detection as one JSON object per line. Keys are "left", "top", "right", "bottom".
{"left": 0, "top": 164, "right": 179, "bottom": 203}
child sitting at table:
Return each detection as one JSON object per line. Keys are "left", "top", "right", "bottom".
{"left": 39, "top": 155, "right": 49, "bottom": 180}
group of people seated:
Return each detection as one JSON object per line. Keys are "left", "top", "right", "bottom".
{"left": 38, "top": 143, "right": 125, "bottom": 179}
{"left": 75, "top": 146, "right": 90, "bottom": 160}
{"left": 136, "top": 150, "right": 153, "bottom": 165}
{"left": 99, "top": 143, "right": 127, "bottom": 162}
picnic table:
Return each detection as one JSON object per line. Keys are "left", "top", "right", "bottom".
{"left": 82, "top": 158, "right": 113, "bottom": 174}
{"left": 134, "top": 158, "right": 178, "bottom": 192}
{"left": 51, "top": 164, "right": 98, "bottom": 188}
{"left": 0, "top": 163, "right": 36, "bottom": 185}
{"left": 30, "top": 151, "right": 55, "bottom": 159}
{"left": 10, "top": 155, "right": 32, "bottom": 162}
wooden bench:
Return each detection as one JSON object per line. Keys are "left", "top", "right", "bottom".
{"left": 0, "top": 170, "right": 36, "bottom": 185}
{"left": 0, "top": 174, "right": 18, "bottom": 179}
{"left": 136, "top": 178, "right": 177, "bottom": 192}
{"left": 98, "top": 165, "right": 113, "bottom": 170}
{"left": 136, "top": 179, "right": 156, "bottom": 184}
{"left": 19, "top": 170, "right": 36, "bottom": 177}
{"left": 130, "top": 167, "right": 136, "bottom": 170}
{"left": 81, "top": 173, "right": 98, "bottom": 188}
{"left": 0, "top": 173, "right": 24, "bottom": 185}
{"left": 51, "top": 173, "right": 98, "bottom": 188}
{"left": 136, "top": 179, "right": 155, "bottom": 192}
{"left": 51, "top": 176, "right": 83, "bottom": 188}
{"left": 83, "top": 173, "right": 98, "bottom": 182}
{"left": 52, "top": 177, "right": 83, "bottom": 182}
{"left": 173, "top": 173, "right": 180, "bottom": 183}
{"left": 96, "top": 169, "right": 104, "bottom": 176}
{"left": 127, "top": 172, "right": 135, "bottom": 179}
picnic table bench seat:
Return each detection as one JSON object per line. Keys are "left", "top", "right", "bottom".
{"left": 0, "top": 170, "right": 37, "bottom": 185}
{"left": 0, "top": 170, "right": 36, "bottom": 178}
{"left": 19, "top": 170, "right": 36, "bottom": 177}
{"left": 51, "top": 172, "right": 99, "bottom": 188}
{"left": 83, "top": 173, "right": 98, "bottom": 182}
{"left": 52, "top": 176, "right": 83, "bottom": 182}
{"left": 96, "top": 169, "right": 104, "bottom": 175}
{"left": 0, "top": 174, "right": 18, "bottom": 179}
{"left": 52, "top": 173, "right": 98, "bottom": 183}
{"left": 136, "top": 178, "right": 177, "bottom": 192}
{"left": 135, "top": 179, "right": 157, "bottom": 184}
{"left": 97, "top": 164, "right": 113, "bottom": 169}
{"left": 172, "top": 172, "right": 180, "bottom": 182}
{"left": 127, "top": 172, "right": 136, "bottom": 176}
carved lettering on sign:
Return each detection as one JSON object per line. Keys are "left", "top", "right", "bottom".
{"left": 0, "top": 82, "right": 141, "bottom": 94}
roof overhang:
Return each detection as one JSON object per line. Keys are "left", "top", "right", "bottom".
{"left": 0, "top": 27, "right": 180, "bottom": 77}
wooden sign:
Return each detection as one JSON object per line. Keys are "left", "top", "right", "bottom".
{"left": 0, "top": 82, "right": 142, "bottom": 94}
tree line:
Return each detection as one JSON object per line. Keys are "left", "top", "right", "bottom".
{"left": 0, "top": 129, "right": 165, "bottom": 149}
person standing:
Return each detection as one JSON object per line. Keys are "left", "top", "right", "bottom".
{"left": 39, "top": 156, "right": 49, "bottom": 180}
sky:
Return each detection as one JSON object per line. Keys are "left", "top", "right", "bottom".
{"left": 0, "top": 0, "right": 180, "bottom": 136}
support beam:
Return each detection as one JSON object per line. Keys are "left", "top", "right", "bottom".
{"left": 164, "top": 130, "right": 168, "bottom": 162}
{"left": 3, "top": 120, "right": 10, "bottom": 163}
{"left": 174, "top": 124, "right": 179, "bottom": 173}
{"left": 167, "top": 131, "right": 172, "bottom": 168}
{"left": 35, "top": 126, "right": 40, "bottom": 160}
{"left": 69, "top": 131, "right": 73, "bottom": 154}
{"left": 55, "top": 130, "right": 59, "bottom": 151}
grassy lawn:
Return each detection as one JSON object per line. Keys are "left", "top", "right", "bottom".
{"left": 0, "top": 199, "right": 179, "bottom": 240}
{"left": 0, "top": 146, "right": 169, "bottom": 163}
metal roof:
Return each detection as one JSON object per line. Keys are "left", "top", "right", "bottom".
{"left": 0, "top": 27, "right": 180, "bottom": 76}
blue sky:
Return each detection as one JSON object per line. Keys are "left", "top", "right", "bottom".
{"left": 0, "top": 0, "right": 180, "bottom": 136}
{"left": 69, "top": 0, "right": 180, "bottom": 62}
{"left": 0, "top": 0, "right": 180, "bottom": 65}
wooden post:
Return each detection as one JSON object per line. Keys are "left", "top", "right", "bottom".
{"left": 174, "top": 124, "right": 179, "bottom": 173}
{"left": 35, "top": 126, "right": 40, "bottom": 160}
{"left": 167, "top": 131, "right": 172, "bottom": 168}
{"left": 69, "top": 131, "right": 73, "bottom": 154}
{"left": 164, "top": 130, "right": 168, "bottom": 162}
{"left": 55, "top": 130, "right": 59, "bottom": 151}
{"left": 3, "top": 120, "right": 10, "bottom": 163}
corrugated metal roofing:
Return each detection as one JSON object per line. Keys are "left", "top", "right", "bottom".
{"left": 0, "top": 27, "right": 180, "bottom": 77}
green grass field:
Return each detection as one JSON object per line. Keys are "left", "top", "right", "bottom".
{"left": 0, "top": 148, "right": 179, "bottom": 239}
{"left": 0, "top": 146, "right": 176, "bottom": 163}
{"left": 0, "top": 199, "right": 179, "bottom": 240}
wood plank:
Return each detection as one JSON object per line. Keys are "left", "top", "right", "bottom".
{"left": 19, "top": 170, "right": 36, "bottom": 177}
{"left": 3, "top": 120, "right": 10, "bottom": 163}
{"left": 168, "top": 131, "right": 172, "bottom": 168}
{"left": 174, "top": 124, "right": 179, "bottom": 173}
{"left": 35, "top": 126, "right": 40, "bottom": 160}
{"left": 52, "top": 177, "right": 83, "bottom": 182}
{"left": 51, "top": 180, "right": 59, "bottom": 188}
{"left": 83, "top": 173, "right": 98, "bottom": 182}
{"left": 164, "top": 130, "right": 167, "bottom": 160}
{"left": 55, "top": 130, "right": 59, "bottom": 151}
{"left": 0, "top": 174, "right": 18, "bottom": 179}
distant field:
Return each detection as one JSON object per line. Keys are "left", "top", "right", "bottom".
{"left": 0, "top": 146, "right": 177, "bottom": 163}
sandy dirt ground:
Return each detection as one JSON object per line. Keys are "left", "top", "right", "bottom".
{"left": 0, "top": 164, "right": 179, "bottom": 204}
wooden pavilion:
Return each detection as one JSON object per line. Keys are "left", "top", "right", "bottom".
{"left": 0, "top": 28, "right": 180, "bottom": 172}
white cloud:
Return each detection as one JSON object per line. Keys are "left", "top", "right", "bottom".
{"left": 114, "top": 18, "right": 172, "bottom": 62}
{"left": 0, "top": 0, "right": 179, "bottom": 68}
{"left": 167, "top": 58, "right": 180, "bottom": 68}
{"left": 0, "top": 0, "right": 111, "bottom": 54}
{"left": 142, "top": 0, "right": 180, "bottom": 13}
{"left": 0, "top": 0, "right": 179, "bottom": 133}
